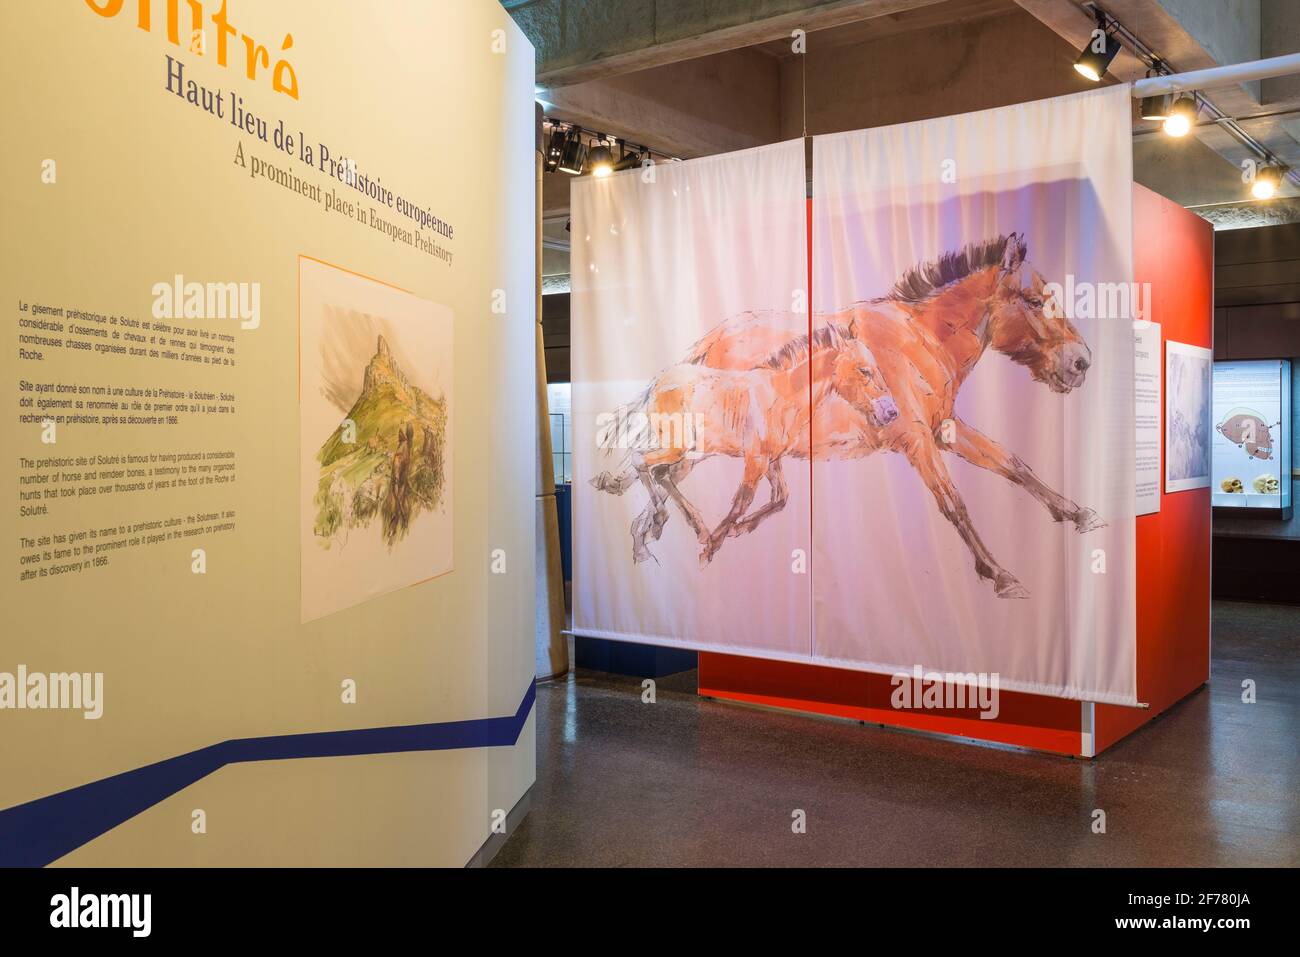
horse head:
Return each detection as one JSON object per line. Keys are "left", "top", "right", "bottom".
{"left": 828, "top": 325, "right": 899, "bottom": 428}
{"left": 987, "top": 236, "right": 1092, "bottom": 394}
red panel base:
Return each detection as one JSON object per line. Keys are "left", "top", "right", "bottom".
{"left": 699, "top": 184, "right": 1213, "bottom": 758}
{"left": 699, "top": 655, "right": 1083, "bottom": 755}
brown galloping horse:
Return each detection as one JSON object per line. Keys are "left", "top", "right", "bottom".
{"left": 593, "top": 326, "right": 898, "bottom": 566}
{"left": 595, "top": 233, "right": 1101, "bottom": 597}
{"left": 689, "top": 233, "right": 1102, "bottom": 597}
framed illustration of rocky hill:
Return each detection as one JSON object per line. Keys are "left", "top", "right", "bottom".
{"left": 298, "top": 256, "right": 454, "bottom": 623}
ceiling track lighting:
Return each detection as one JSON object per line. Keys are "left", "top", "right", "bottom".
{"left": 556, "top": 127, "right": 586, "bottom": 175}
{"left": 1073, "top": 10, "right": 1121, "bottom": 82}
{"left": 1078, "top": 6, "right": 1298, "bottom": 199}
{"left": 1162, "top": 94, "right": 1197, "bottom": 137}
{"left": 1139, "top": 93, "right": 1171, "bottom": 121}
{"left": 588, "top": 138, "right": 615, "bottom": 178}
{"left": 1138, "top": 60, "right": 1171, "bottom": 121}
{"left": 613, "top": 142, "right": 644, "bottom": 172}
{"left": 1251, "top": 164, "right": 1286, "bottom": 200}
{"left": 541, "top": 119, "right": 668, "bottom": 176}
{"left": 544, "top": 127, "right": 566, "bottom": 173}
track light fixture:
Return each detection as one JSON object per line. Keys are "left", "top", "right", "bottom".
{"left": 613, "top": 142, "right": 644, "bottom": 172}
{"left": 1139, "top": 63, "right": 1170, "bottom": 120}
{"left": 1162, "top": 95, "right": 1197, "bottom": 137}
{"left": 557, "top": 128, "right": 586, "bottom": 175}
{"left": 544, "top": 128, "right": 566, "bottom": 173}
{"left": 1251, "top": 165, "right": 1285, "bottom": 200}
{"left": 1073, "top": 11, "right": 1120, "bottom": 82}
{"left": 1139, "top": 93, "right": 1171, "bottom": 121}
{"left": 588, "top": 139, "right": 615, "bottom": 178}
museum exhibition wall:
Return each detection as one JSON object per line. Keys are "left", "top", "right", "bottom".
{"left": 1, "top": 0, "right": 537, "bottom": 865}
{"left": 573, "top": 86, "right": 1212, "bottom": 756}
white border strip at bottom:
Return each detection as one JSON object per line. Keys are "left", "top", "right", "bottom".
{"left": 565, "top": 625, "right": 1144, "bottom": 708}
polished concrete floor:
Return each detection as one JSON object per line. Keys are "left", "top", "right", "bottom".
{"left": 493, "top": 600, "right": 1299, "bottom": 867}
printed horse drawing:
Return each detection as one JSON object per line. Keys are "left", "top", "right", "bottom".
{"left": 592, "top": 233, "right": 1103, "bottom": 598}
{"left": 593, "top": 328, "right": 898, "bottom": 566}
{"left": 684, "top": 233, "right": 1102, "bottom": 597}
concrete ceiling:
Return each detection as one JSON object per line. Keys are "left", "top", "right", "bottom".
{"left": 749, "top": 0, "right": 1021, "bottom": 57}
{"left": 514, "top": 0, "right": 1300, "bottom": 292}
{"left": 513, "top": 0, "right": 959, "bottom": 88}
{"left": 1015, "top": 0, "right": 1300, "bottom": 222}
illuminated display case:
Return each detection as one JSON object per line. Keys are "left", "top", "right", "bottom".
{"left": 1211, "top": 359, "right": 1293, "bottom": 519}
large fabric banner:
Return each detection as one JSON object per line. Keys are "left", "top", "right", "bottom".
{"left": 572, "top": 140, "right": 812, "bottom": 657}
{"left": 573, "top": 86, "right": 1136, "bottom": 704}
{"left": 809, "top": 84, "right": 1136, "bottom": 704}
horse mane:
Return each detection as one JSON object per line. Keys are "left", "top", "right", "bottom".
{"left": 879, "top": 235, "right": 1015, "bottom": 304}
{"left": 761, "top": 323, "right": 847, "bottom": 371}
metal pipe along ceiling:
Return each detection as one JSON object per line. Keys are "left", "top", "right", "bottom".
{"left": 1132, "top": 52, "right": 1300, "bottom": 97}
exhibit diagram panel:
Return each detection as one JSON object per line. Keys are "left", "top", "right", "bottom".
{"left": 1165, "top": 341, "right": 1213, "bottom": 493}
{"left": 573, "top": 86, "right": 1138, "bottom": 705}
{"left": 1212, "top": 359, "right": 1293, "bottom": 513}
{"left": 2, "top": 0, "right": 537, "bottom": 866}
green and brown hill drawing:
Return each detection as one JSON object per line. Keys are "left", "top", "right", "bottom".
{"left": 314, "top": 335, "right": 447, "bottom": 548}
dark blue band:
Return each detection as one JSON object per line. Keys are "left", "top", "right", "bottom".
{"left": 0, "top": 681, "right": 536, "bottom": 867}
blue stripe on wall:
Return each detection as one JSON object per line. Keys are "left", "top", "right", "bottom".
{"left": 0, "top": 681, "right": 536, "bottom": 868}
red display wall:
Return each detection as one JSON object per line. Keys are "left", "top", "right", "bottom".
{"left": 1094, "top": 184, "right": 1213, "bottom": 752}
{"left": 698, "top": 184, "right": 1212, "bottom": 757}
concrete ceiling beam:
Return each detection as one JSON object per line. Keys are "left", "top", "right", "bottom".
{"left": 540, "top": 47, "right": 783, "bottom": 159}
{"left": 511, "top": 0, "right": 950, "bottom": 89}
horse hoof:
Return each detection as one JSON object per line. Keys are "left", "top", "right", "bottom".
{"left": 1074, "top": 508, "right": 1105, "bottom": 533}
{"left": 633, "top": 548, "right": 653, "bottom": 564}
{"left": 591, "top": 472, "right": 625, "bottom": 495}
{"left": 995, "top": 575, "right": 1029, "bottom": 599}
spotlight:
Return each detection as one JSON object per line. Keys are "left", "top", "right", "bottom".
{"left": 1139, "top": 93, "right": 1171, "bottom": 122}
{"left": 544, "top": 127, "right": 566, "bottom": 173}
{"left": 1252, "top": 165, "right": 1284, "bottom": 200}
{"left": 557, "top": 129, "right": 586, "bottom": 175}
{"left": 588, "top": 139, "right": 614, "bottom": 178}
{"left": 614, "top": 147, "right": 644, "bottom": 172}
{"left": 1073, "top": 15, "right": 1120, "bottom": 82}
{"left": 1163, "top": 95, "right": 1197, "bottom": 137}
